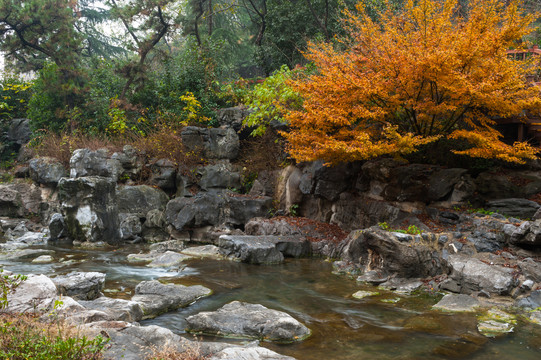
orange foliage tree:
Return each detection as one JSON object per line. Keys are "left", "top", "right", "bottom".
{"left": 283, "top": 0, "right": 541, "bottom": 164}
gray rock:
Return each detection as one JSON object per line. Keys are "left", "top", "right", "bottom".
{"left": 142, "top": 209, "right": 168, "bottom": 242}
{"left": 111, "top": 145, "right": 141, "bottom": 179}
{"left": 0, "top": 185, "right": 23, "bottom": 217}
{"left": 432, "top": 294, "right": 480, "bottom": 312}
{"left": 7, "top": 118, "right": 31, "bottom": 145}
{"left": 510, "top": 219, "right": 541, "bottom": 247}
{"left": 352, "top": 290, "right": 380, "bottom": 299}
{"left": 186, "top": 301, "right": 311, "bottom": 343}
{"left": 487, "top": 198, "right": 540, "bottom": 219}
{"left": 447, "top": 255, "right": 517, "bottom": 295}
{"left": 166, "top": 191, "right": 272, "bottom": 231}
{"left": 29, "top": 157, "right": 67, "bottom": 186}
{"left": 298, "top": 161, "right": 360, "bottom": 201}
{"left": 182, "top": 126, "right": 239, "bottom": 160}
{"left": 216, "top": 106, "right": 251, "bottom": 132}
{"left": 147, "top": 251, "right": 192, "bottom": 268}
{"left": 428, "top": 168, "right": 468, "bottom": 201}
{"left": 476, "top": 171, "right": 541, "bottom": 200}
{"left": 120, "top": 214, "right": 142, "bottom": 241}
{"left": 132, "top": 280, "right": 212, "bottom": 319}
{"left": 78, "top": 297, "right": 143, "bottom": 322}
{"left": 149, "top": 159, "right": 177, "bottom": 192}
{"left": 117, "top": 185, "right": 169, "bottom": 217}
{"left": 515, "top": 290, "right": 541, "bottom": 309}
{"left": 340, "top": 228, "right": 444, "bottom": 279}
{"left": 149, "top": 239, "right": 186, "bottom": 253}
{"left": 210, "top": 346, "right": 296, "bottom": 360}
{"left": 379, "top": 278, "right": 423, "bottom": 293}
{"left": 518, "top": 258, "right": 541, "bottom": 282}
{"left": 218, "top": 235, "right": 310, "bottom": 264}
{"left": 32, "top": 255, "right": 54, "bottom": 263}
{"left": 69, "top": 148, "right": 122, "bottom": 181}
{"left": 52, "top": 272, "right": 106, "bottom": 300}
{"left": 48, "top": 213, "right": 66, "bottom": 241}
{"left": 181, "top": 245, "right": 223, "bottom": 259}
{"left": 5, "top": 274, "right": 58, "bottom": 313}
{"left": 0, "top": 183, "right": 43, "bottom": 218}
{"left": 58, "top": 176, "right": 121, "bottom": 244}
{"left": 199, "top": 163, "right": 241, "bottom": 191}
{"left": 0, "top": 248, "right": 53, "bottom": 261}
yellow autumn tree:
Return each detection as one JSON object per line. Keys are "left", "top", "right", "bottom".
{"left": 283, "top": 0, "right": 541, "bottom": 164}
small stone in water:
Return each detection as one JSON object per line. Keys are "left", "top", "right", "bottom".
{"left": 32, "top": 255, "right": 54, "bottom": 263}
{"left": 352, "top": 290, "right": 379, "bottom": 299}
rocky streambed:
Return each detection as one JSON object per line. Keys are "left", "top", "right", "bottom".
{"left": 2, "top": 226, "right": 541, "bottom": 360}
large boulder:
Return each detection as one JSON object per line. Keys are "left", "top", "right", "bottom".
{"left": 166, "top": 190, "right": 272, "bottom": 230}
{"left": 216, "top": 106, "right": 250, "bottom": 132}
{"left": 299, "top": 161, "right": 361, "bottom": 202}
{"left": 111, "top": 145, "right": 141, "bottom": 179}
{"left": 486, "top": 198, "right": 540, "bottom": 219}
{"left": 218, "top": 235, "right": 310, "bottom": 264}
{"left": 340, "top": 228, "right": 445, "bottom": 278}
{"left": 58, "top": 176, "right": 121, "bottom": 244}
{"left": 78, "top": 297, "right": 144, "bottom": 322}
{"left": 4, "top": 274, "right": 58, "bottom": 313}
{"left": 508, "top": 219, "right": 541, "bottom": 247}
{"left": 445, "top": 254, "right": 518, "bottom": 295}
{"left": 131, "top": 280, "right": 211, "bottom": 319}
{"left": 475, "top": 171, "right": 541, "bottom": 200}
{"left": 181, "top": 126, "right": 239, "bottom": 160}
{"left": 119, "top": 214, "right": 143, "bottom": 241}
{"left": 117, "top": 185, "right": 169, "bottom": 218}
{"left": 52, "top": 272, "right": 106, "bottom": 300}
{"left": 0, "top": 183, "right": 43, "bottom": 218}
{"left": 7, "top": 118, "right": 31, "bottom": 145}
{"left": 199, "top": 163, "right": 241, "bottom": 191}
{"left": 29, "top": 157, "right": 67, "bottom": 187}
{"left": 186, "top": 301, "right": 311, "bottom": 343}
{"left": 69, "top": 148, "right": 122, "bottom": 181}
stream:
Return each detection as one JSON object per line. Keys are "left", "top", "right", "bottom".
{"left": 2, "top": 243, "right": 541, "bottom": 359}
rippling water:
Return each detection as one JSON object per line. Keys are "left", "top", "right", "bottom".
{"left": 3, "top": 243, "right": 541, "bottom": 359}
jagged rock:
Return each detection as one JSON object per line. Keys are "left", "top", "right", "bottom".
{"left": 69, "top": 148, "right": 122, "bottom": 181}
{"left": 48, "top": 213, "right": 66, "bottom": 241}
{"left": 487, "top": 198, "right": 540, "bottom": 219}
{"left": 29, "top": 157, "right": 66, "bottom": 186}
{"left": 378, "top": 278, "right": 423, "bottom": 293}
{"left": 199, "top": 163, "right": 241, "bottom": 191}
{"left": 218, "top": 235, "right": 310, "bottom": 264}
{"left": 142, "top": 209, "right": 169, "bottom": 242}
{"left": 509, "top": 219, "right": 541, "bottom": 247}
{"left": 181, "top": 126, "right": 239, "bottom": 160}
{"left": 216, "top": 106, "right": 250, "bottom": 132}
{"left": 432, "top": 294, "right": 480, "bottom": 312}
{"left": 78, "top": 297, "right": 143, "bottom": 322}
{"left": 149, "top": 239, "right": 186, "bottom": 253}
{"left": 58, "top": 176, "right": 121, "bottom": 244}
{"left": 132, "top": 280, "right": 211, "bottom": 319}
{"left": 518, "top": 258, "right": 541, "bottom": 282}
{"left": 447, "top": 255, "right": 517, "bottom": 295}
{"left": 340, "top": 228, "right": 444, "bottom": 278}
{"left": 111, "top": 145, "right": 141, "bottom": 179}
{"left": 186, "top": 301, "right": 311, "bottom": 343}
{"left": 52, "top": 272, "right": 106, "bottom": 300}
{"left": 117, "top": 185, "right": 169, "bottom": 217}
{"left": 0, "top": 185, "right": 23, "bottom": 217}
{"left": 7, "top": 118, "right": 31, "bottom": 145}
{"left": 298, "top": 161, "right": 360, "bottom": 201}
{"left": 119, "top": 214, "right": 142, "bottom": 241}
{"left": 149, "top": 159, "right": 177, "bottom": 192}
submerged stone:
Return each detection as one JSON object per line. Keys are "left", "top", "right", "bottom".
{"left": 432, "top": 294, "right": 480, "bottom": 312}
{"left": 477, "top": 308, "right": 516, "bottom": 337}
{"left": 352, "top": 290, "right": 379, "bottom": 299}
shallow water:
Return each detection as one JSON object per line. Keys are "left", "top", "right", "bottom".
{"left": 2, "top": 243, "right": 541, "bottom": 359}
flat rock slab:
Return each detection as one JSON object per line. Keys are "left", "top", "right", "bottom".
{"left": 433, "top": 294, "right": 480, "bottom": 312}
{"left": 5, "top": 274, "right": 58, "bottom": 313}
{"left": 131, "top": 280, "right": 212, "bottom": 319}
{"left": 78, "top": 297, "right": 143, "bottom": 322}
{"left": 181, "top": 245, "right": 224, "bottom": 260}
{"left": 218, "top": 235, "right": 310, "bottom": 264}
{"left": 148, "top": 251, "right": 192, "bottom": 268}
{"left": 186, "top": 301, "right": 311, "bottom": 343}
{"left": 0, "top": 248, "right": 54, "bottom": 261}
{"left": 352, "top": 290, "right": 379, "bottom": 299}
{"left": 210, "top": 346, "right": 296, "bottom": 360}
{"left": 52, "top": 271, "right": 106, "bottom": 300}
{"left": 477, "top": 308, "right": 516, "bottom": 337}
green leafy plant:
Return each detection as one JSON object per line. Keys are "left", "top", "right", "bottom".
{"left": 288, "top": 204, "right": 299, "bottom": 217}
{"left": 378, "top": 222, "right": 423, "bottom": 235}
{"left": 0, "top": 269, "right": 27, "bottom": 310}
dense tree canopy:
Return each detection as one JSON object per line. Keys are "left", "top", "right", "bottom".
{"left": 283, "top": 0, "right": 541, "bottom": 164}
